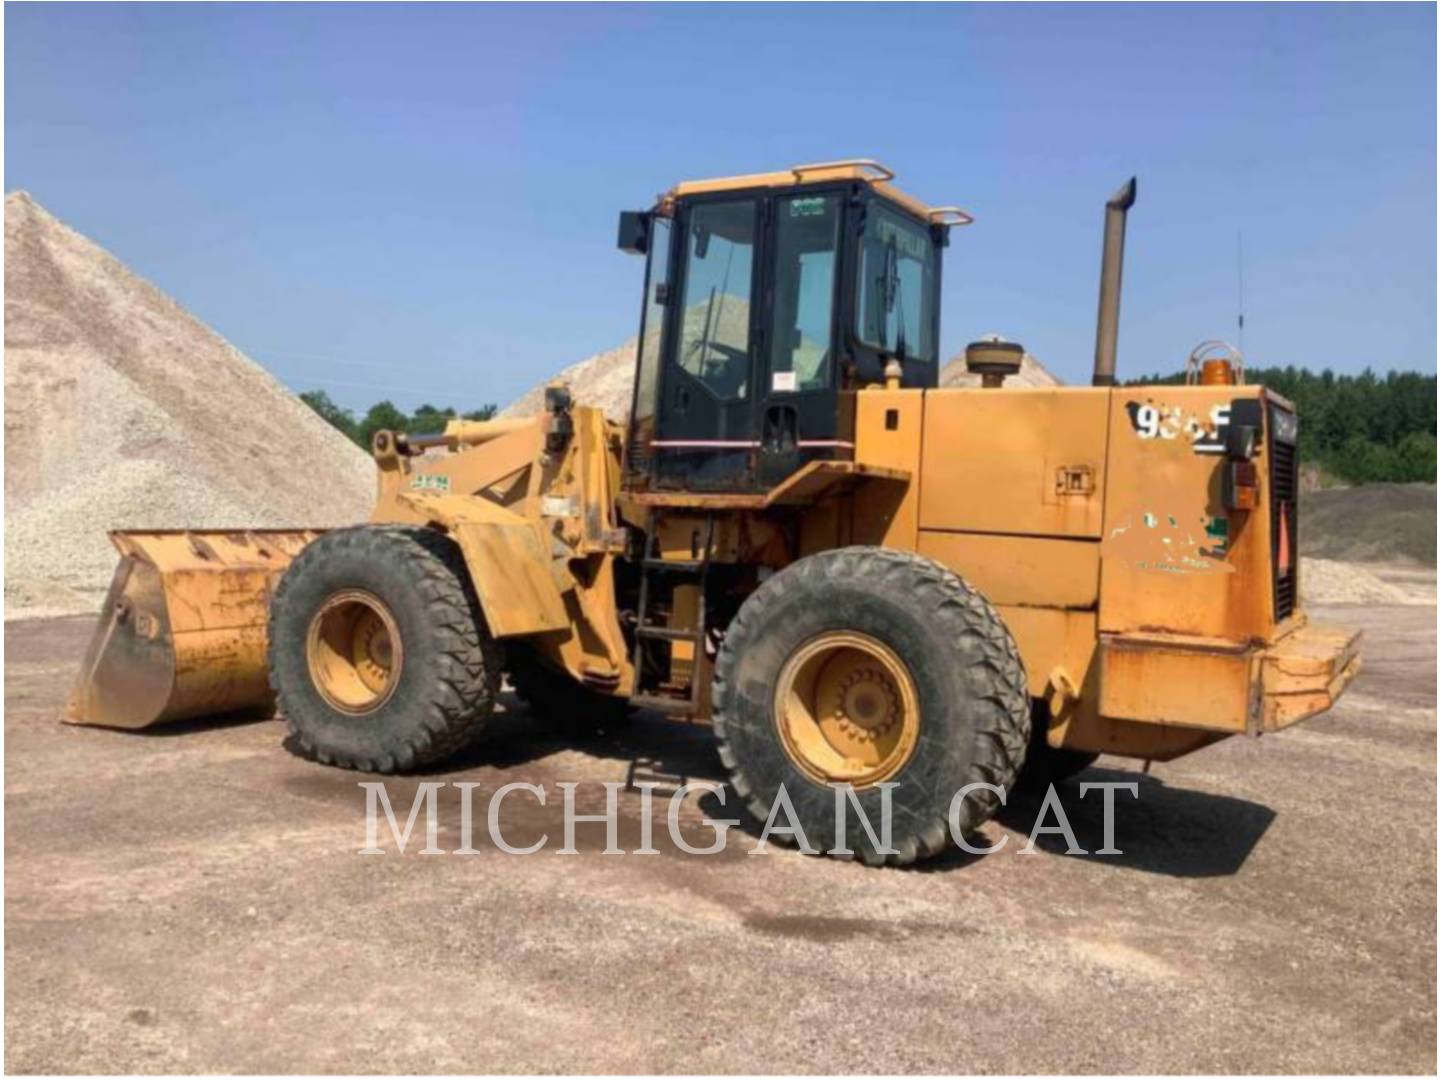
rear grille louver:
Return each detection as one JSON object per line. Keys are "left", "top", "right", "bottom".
{"left": 1268, "top": 404, "right": 1299, "bottom": 621}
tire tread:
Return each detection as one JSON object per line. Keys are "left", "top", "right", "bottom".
{"left": 268, "top": 525, "right": 500, "bottom": 773}
{"left": 712, "top": 546, "right": 1030, "bottom": 866}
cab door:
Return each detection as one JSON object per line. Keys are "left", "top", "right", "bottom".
{"left": 653, "top": 197, "right": 761, "bottom": 491}
{"left": 754, "top": 190, "right": 845, "bottom": 487}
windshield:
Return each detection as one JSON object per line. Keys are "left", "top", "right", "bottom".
{"left": 855, "top": 204, "right": 937, "bottom": 363}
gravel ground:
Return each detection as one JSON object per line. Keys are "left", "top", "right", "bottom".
{"left": 1302, "top": 558, "right": 1435, "bottom": 605}
{"left": 4, "top": 598, "right": 1434, "bottom": 1074}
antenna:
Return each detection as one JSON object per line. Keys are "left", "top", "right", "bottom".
{"left": 1236, "top": 231, "right": 1246, "bottom": 357}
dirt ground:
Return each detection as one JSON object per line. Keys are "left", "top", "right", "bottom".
{"left": 5, "top": 599, "right": 1435, "bottom": 1074}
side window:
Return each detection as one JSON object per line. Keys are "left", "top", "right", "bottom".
{"left": 677, "top": 200, "right": 756, "bottom": 401}
{"left": 631, "top": 216, "right": 672, "bottom": 426}
{"left": 769, "top": 194, "right": 840, "bottom": 392}
{"left": 856, "top": 205, "right": 937, "bottom": 363}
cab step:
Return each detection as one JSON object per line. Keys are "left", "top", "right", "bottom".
{"left": 628, "top": 693, "right": 697, "bottom": 716}
{"left": 635, "top": 624, "right": 702, "bottom": 643}
{"left": 642, "top": 557, "right": 705, "bottom": 574}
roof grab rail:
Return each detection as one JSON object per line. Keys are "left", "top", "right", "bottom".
{"left": 790, "top": 159, "right": 896, "bottom": 182}
{"left": 928, "top": 206, "right": 975, "bottom": 227}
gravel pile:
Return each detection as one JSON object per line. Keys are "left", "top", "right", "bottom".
{"left": 4, "top": 192, "right": 374, "bottom": 619}
{"left": 1299, "top": 557, "right": 1431, "bottom": 606}
{"left": 501, "top": 339, "right": 638, "bottom": 422}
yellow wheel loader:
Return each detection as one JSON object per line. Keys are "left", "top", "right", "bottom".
{"left": 69, "top": 160, "right": 1361, "bottom": 865}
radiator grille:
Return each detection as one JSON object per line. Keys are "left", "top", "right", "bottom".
{"left": 1269, "top": 405, "right": 1299, "bottom": 621}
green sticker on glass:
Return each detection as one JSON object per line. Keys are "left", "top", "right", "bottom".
{"left": 790, "top": 197, "right": 827, "bottom": 218}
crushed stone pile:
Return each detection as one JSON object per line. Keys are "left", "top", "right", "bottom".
{"left": 4, "top": 192, "right": 374, "bottom": 619}
{"left": 501, "top": 339, "right": 639, "bottom": 423}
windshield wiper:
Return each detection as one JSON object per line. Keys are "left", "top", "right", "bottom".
{"left": 894, "top": 294, "right": 908, "bottom": 363}
{"left": 891, "top": 246, "right": 908, "bottom": 362}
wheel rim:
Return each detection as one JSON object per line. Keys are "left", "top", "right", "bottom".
{"left": 305, "top": 589, "right": 403, "bottom": 715}
{"left": 773, "top": 631, "right": 920, "bottom": 788}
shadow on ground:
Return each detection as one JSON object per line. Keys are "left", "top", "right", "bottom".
{"left": 407, "top": 695, "right": 1278, "bottom": 877}
{"left": 994, "top": 766, "right": 1274, "bottom": 877}
{"left": 441, "top": 694, "right": 728, "bottom": 787}
{"left": 146, "top": 680, "right": 1271, "bottom": 881}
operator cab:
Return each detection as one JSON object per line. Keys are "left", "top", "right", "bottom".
{"left": 618, "top": 160, "right": 970, "bottom": 493}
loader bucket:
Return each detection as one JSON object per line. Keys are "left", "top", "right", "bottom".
{"left": 66, "top": 529, "right": 322, "bottom": 729}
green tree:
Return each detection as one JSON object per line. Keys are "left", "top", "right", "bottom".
{"left": 298, "top": 390, "right": 358, "bottom": 443}
{"left": 408, "top": 403, "right": 456, "bottom": 435}
{"left": 1326, "top": 434, "right": 1393, "bottom": 484}
{"left": 356, "top": 400, "right": 410, "bottom": 450}
{"left": 298, "top": 389, "right": 503, "bottom": 449}
{"left": 1394, "top": 432, "right": 1437, "bottom": 483}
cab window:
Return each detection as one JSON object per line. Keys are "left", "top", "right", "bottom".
{"left": 677, "top": 200, "right": 756, "bottom": 401}
{"left": 769, "top": 194, "right": 841, "bottom": 392}
{"left": 856, "top": 204, "right": 936, "bottom": 363}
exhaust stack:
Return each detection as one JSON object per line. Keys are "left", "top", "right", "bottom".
{"left": 1091, "top": 177, "right": 1137, "bottom": 387}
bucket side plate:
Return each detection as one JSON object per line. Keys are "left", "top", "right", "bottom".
{"left": 66, "top": 529, "right": 322, "bottom": 729}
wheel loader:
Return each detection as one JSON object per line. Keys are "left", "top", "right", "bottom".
{"left": 68, "top": 160, "right": 1362, "bottom": 865}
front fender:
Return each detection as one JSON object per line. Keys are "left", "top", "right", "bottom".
{"left": 395, "top": 491, "right": 571, "bottom": 638}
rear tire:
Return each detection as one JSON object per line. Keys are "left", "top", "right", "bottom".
{"left": 712, "top": 547, "right": 1030, "bottom": 866}
{"left": 269, "top": 526, "right": 501, "bottom": 773}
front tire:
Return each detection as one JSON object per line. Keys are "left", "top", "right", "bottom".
{"left": 712, "top": 547, "right": 1030, "bottom": 866}
{"left": 269, "top": 526, "right": 501, "bottom": 773}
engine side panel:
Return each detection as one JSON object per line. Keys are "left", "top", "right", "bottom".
{"left": 918, "top": 388, "right": 1111, "bottom": 539}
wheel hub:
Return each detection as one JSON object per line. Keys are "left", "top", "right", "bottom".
{"left": 832, "top": 668, "right": 901, "bottom": 743}
{"left": 774, "top": 631, "right": 920, "bottom": 788}
{"left": 306, "top": 590, "right": 403, "bottom": 715}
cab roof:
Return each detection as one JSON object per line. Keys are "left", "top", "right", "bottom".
{"left": 660, "top": 159, "right": 973, "bottom": 227}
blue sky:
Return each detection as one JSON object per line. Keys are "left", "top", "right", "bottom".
{"left": 6, "top": 3, "right": 1435, "bottom": 414}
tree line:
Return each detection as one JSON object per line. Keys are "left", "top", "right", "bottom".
{"left": 1128, "top": 366, "right": 1435, "bottom": 485}
{"left": 300, "top": 391, "right": 498, "bottom": 450}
